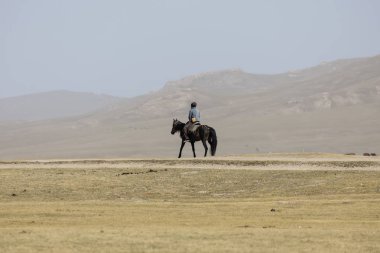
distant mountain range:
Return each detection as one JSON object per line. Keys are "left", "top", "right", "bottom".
{"left": 0, "top": 90, "right": 121, "bottom": 122}
{"left": 1, "top": 55, "right": 379, "bottom": 159}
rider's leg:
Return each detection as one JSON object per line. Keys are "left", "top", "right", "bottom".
{"left": 183, "top": 122, "right": 191, "bottom": 140}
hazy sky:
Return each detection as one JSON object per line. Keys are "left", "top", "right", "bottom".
{"left": 1, "top": 0, "right": 380, "bottom": 98}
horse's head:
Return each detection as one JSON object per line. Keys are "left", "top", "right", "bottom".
{"left": 171, "top": 118, "right": 181, "bottom": 135}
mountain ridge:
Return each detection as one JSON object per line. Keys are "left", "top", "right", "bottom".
{"left": 0, "top": 55, "right": 379, "bottom": 159}
{"left": 0, "top": 90, "right": 122, "bottom": 122}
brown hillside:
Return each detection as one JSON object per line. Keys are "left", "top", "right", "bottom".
{"left": 0, "top": 55, "right": 379, "bottom": 159}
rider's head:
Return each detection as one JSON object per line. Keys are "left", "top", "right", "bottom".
{"left": 191, "top": 102, "right": 197, "bottom": 108}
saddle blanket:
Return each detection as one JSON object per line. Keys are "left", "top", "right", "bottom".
{"left": 189, "top": 123, "right": 200, "bottom": 133}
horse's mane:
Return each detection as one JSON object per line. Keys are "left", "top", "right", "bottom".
{"left": 176, "top": 121, "right": 185, "bottom": 130}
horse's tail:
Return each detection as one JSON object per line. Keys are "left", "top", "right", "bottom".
{"left": 208, "top": 127, "right": 217, "bottom": 156}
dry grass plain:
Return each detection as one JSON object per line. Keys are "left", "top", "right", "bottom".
{"left": 0, "top": 153, "right": 379, "bottom": 253}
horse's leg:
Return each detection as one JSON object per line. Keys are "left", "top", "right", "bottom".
{"left": 202, "top": 138, "right": 208, "bottom": 157}
{"left": 191, "top": 141, "right": 196, "bottom": 158}
{"left": 178, "top": 140, "right": 186, "bottom": 158}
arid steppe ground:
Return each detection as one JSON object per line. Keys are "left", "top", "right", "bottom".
{"left": 1, "top": 153, "right": 379, "bottom": 252}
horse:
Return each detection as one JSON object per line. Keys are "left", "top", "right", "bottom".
{"left": 171, "top": 119, "right": 218, "bottom": 158}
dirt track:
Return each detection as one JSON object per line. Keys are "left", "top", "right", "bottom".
{"left": 2, "top": 153, "right": 380, "bottom": 170}
{"left": 0, "top": 154, "right": 379, "bottom": 252}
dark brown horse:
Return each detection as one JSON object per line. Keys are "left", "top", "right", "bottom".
{"left": 171, "top": 119, "right": 217, "bottom": 158}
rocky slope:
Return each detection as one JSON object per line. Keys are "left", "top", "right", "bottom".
{"left": 0, "top": 55, "right": 379, "bottom": 159}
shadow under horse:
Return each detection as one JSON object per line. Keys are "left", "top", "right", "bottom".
{"left": 171, "top": 119, "right": 218, "bottom": 158}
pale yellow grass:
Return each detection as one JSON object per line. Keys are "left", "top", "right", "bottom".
{"left": 0, "top": 155, "right": 379, "bottom": 252}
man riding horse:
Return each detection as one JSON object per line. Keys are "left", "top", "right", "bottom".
{"left": 171, "top": 101, "right": 217, "bottom": 158}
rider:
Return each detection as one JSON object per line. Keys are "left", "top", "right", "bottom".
{"left": 183, "top": 102, "right": 200, "bottom": 141}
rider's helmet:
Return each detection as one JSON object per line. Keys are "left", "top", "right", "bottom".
{"left": 191, "top": 102, "right": 197, "bottom": 108}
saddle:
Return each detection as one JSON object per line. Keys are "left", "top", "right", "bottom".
{"left": 188, "top": 122, "right": 201, "bottom": 133}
